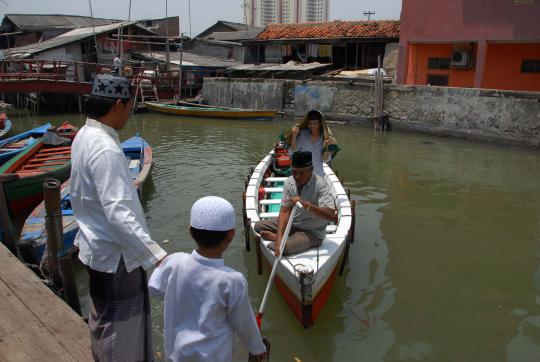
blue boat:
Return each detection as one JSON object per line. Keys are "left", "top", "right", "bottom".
{"left": 0, "top": 123, "right": 51, "bottom": 165}
{"left": 18, "top": 135, "right": 153, "bottom": 265}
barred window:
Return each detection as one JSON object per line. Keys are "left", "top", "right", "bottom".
{"left": 521, "top": 59, "right": 540, "bottom": 73}
{"left": 427, "top": 57, "right": 451, "bottom": 70}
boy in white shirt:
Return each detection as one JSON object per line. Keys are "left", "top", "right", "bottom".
{"left": 149, "top": 196, "right": 267, "bottom": 362}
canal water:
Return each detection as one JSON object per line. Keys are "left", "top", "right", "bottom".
{"left": 11, "top": 113, "right": 540, "bottom": 361}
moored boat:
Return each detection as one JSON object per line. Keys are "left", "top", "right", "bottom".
{"left": 0, "top": 113, "right": 12, "bottom": 139}
{"left": 243, "top": 145, "right": 355, "bottom": 328}
{"left": 19, "top": 135, "right": 153, "bottom": 265}
{"left": 145, "top": 101, "right": 277, "bottom": 120}
{"left": 0, "top": 123, "right": 52, "bottom": 165}
{"left": 0, "top": 122, "right": 78, "bottom": 218}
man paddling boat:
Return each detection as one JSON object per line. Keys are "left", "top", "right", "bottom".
{"left": 255, "top": 151, "right": 335, "bottom": 256}
{"left": 71, "top": 74, "right": 167, "bottom": 361}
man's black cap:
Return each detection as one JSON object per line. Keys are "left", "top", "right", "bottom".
{"left": 292, "top": 151, "right": 312, "bottom": 168}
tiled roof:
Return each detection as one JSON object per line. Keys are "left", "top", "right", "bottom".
{"left": 256, "top": 20, "right": 400, "bottom": 41}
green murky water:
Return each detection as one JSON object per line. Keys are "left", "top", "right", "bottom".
{"left": 11, "top": 112, "right": 540, "bottom": 361}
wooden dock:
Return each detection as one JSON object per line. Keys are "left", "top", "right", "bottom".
{"left": 0, "top": 242, "right": 92, "bottom": 361}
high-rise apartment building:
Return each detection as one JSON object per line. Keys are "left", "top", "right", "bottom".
{"left": 244, "top": 0, "right": 329, "bottom": 27}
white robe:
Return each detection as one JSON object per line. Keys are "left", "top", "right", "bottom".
{"left": 71, "top": 118, "right": 166, "bottom": 273}
{"left": 149, "top": 250, "right": 266, "bottom": 362}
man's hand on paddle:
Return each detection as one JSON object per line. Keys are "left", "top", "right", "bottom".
{"left": 291, "top": 196, "right": 335, "bottom": 222}
{"left": 291, "top": 196, "right": 310, "bottom": 210}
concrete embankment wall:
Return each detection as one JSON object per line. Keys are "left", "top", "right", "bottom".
{"left": 202, "top": 78, "right": 540, "bottom": 148}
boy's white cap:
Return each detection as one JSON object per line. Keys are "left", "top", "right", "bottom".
{"left": 190, "top": 196, "right": 235, "bottom": 231}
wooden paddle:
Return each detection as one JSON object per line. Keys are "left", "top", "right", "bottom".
{"left": 256, "top": 201, "right": 303, "bottom": 329}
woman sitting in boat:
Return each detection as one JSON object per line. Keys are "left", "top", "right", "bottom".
{"left": 287, "top": 110, "right": 337, "bottom": 177}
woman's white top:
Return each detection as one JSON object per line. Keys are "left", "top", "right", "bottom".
{"left": 293, "top": 129, "right": 330, "bottom": 176}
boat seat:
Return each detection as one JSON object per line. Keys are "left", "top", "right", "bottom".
{"left": 260, "top": 212, "right": 279, "bottom": 219}
{"left": 5, "top": 142, "right": 25, "bottom": 148}
{"left": 264, "top": 187, "right": 283, "bottom": 193}
{"left": 128, "top": 159, "right": 141, "bottom": 178}
{"left": 259, "top": 199, "right": 281, "bottom": 205}
{"left": 264, "top": 177, "right": 288, "bottom": 182}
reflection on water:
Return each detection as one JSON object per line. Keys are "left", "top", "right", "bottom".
{"left": 506, "top": 264, "right": 540, "bottom": 362}
{"left": 10, "top": 112, "right": 540, "bottom": 361}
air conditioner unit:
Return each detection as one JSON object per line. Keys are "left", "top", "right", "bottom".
{"left": 451, "top": 51, "right": 470, "bottom": 68}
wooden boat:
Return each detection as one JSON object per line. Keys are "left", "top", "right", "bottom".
{"left": 0, "top": 123, "right": 52, "bottom": 165}
{"left": 19, "top": 135, "right": 153, "bottom": 265}
{"left": 0, "top": 122, "right": 78, "bottom": 218}
{"left": 176, "top": 100, "right": 221, "bottom": 109}
{"left": 145, "top": 101, "right": 277, "bottom": 120}
{"left": 121, "top": 135, "right": 153, "bottom": 198}
{"left": 0, "top": 113, "right": 12, "bottom": 139}
{"left": 243, "top": 146, "right": 355, "bottom": 328}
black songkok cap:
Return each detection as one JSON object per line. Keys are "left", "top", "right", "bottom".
{"left": 91, "top": 74, "right": 132, "bottom": 99}
{"left": 292, "top": 151, "right": 313, "bottom": 168}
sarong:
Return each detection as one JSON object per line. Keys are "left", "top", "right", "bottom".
{"left": 254, "top": 219, "right": 321, "bottom": 255}
{"left": 86, "top": 258, "right": 153, "bottom": 362}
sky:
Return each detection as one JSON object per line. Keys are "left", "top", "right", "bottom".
{"left": 0, "top": 0, "right": 402, "bottom": 37}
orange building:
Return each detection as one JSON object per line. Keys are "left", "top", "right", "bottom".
{"left": 397, "top": 0, "right": 540, "bottom": 92}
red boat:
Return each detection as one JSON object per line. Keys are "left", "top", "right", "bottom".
{"left": 0, "top": 122, "right": 78, "bottom": 218}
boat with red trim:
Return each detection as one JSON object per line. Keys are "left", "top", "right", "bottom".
{"left": 0, "top": 123, "right": 52, "bottom": 165}
{"left": 0, "top": 122, "right": 78, "bottom": 218}
{"left": 243, "top": 143, "right": 355, "bottom": 328}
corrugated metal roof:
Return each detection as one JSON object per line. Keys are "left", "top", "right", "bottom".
{"left": 204, "top": 29, "right": 263, "bottom": 42}
{"left": 134, "top": 51, "right": 241, "bottom": 68}
{"left": 5, "top": 14, "right": 120, "bottom": 32}
{"left": 228, "top": 61, "right": 331, "bottom": 72}
{"left": 58, "top": 22, "right": 133, "bottom": 37}
{"left": 3, "top": 21, "right": 142, "bottom": 58}
{"left": 256, "top": 20, "right": 400, "bottom": 41}
{"left": 219, "top": 21, "right": 261, "bottom": 32}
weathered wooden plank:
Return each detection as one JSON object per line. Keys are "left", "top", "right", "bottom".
{"left": 0, "top": 243, "right": 92, "bottom": 361}
{"left": 0, "top": 278, "right": 75, "bottom": 361}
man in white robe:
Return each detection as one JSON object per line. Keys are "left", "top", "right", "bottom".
{"left": 71, "top": 74, "right": 167, "bottom": 361}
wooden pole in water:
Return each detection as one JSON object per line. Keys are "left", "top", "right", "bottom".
{"left": 43, "top": 179, "right": 63, "bottom": 287}
{"left": 77, "top": 95, "right": 82, "bottom": 114}
{"left": 43, "top": 179, "right": 81, "bottom": 315}
{"left": 177, "top": 41, "right": 183, "bottom": 101}
{"left": 58, "top": 251, "right": 82, "bottom": 315}
{"left": 0, "top": 174, "right": 19, "bottom": 254}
